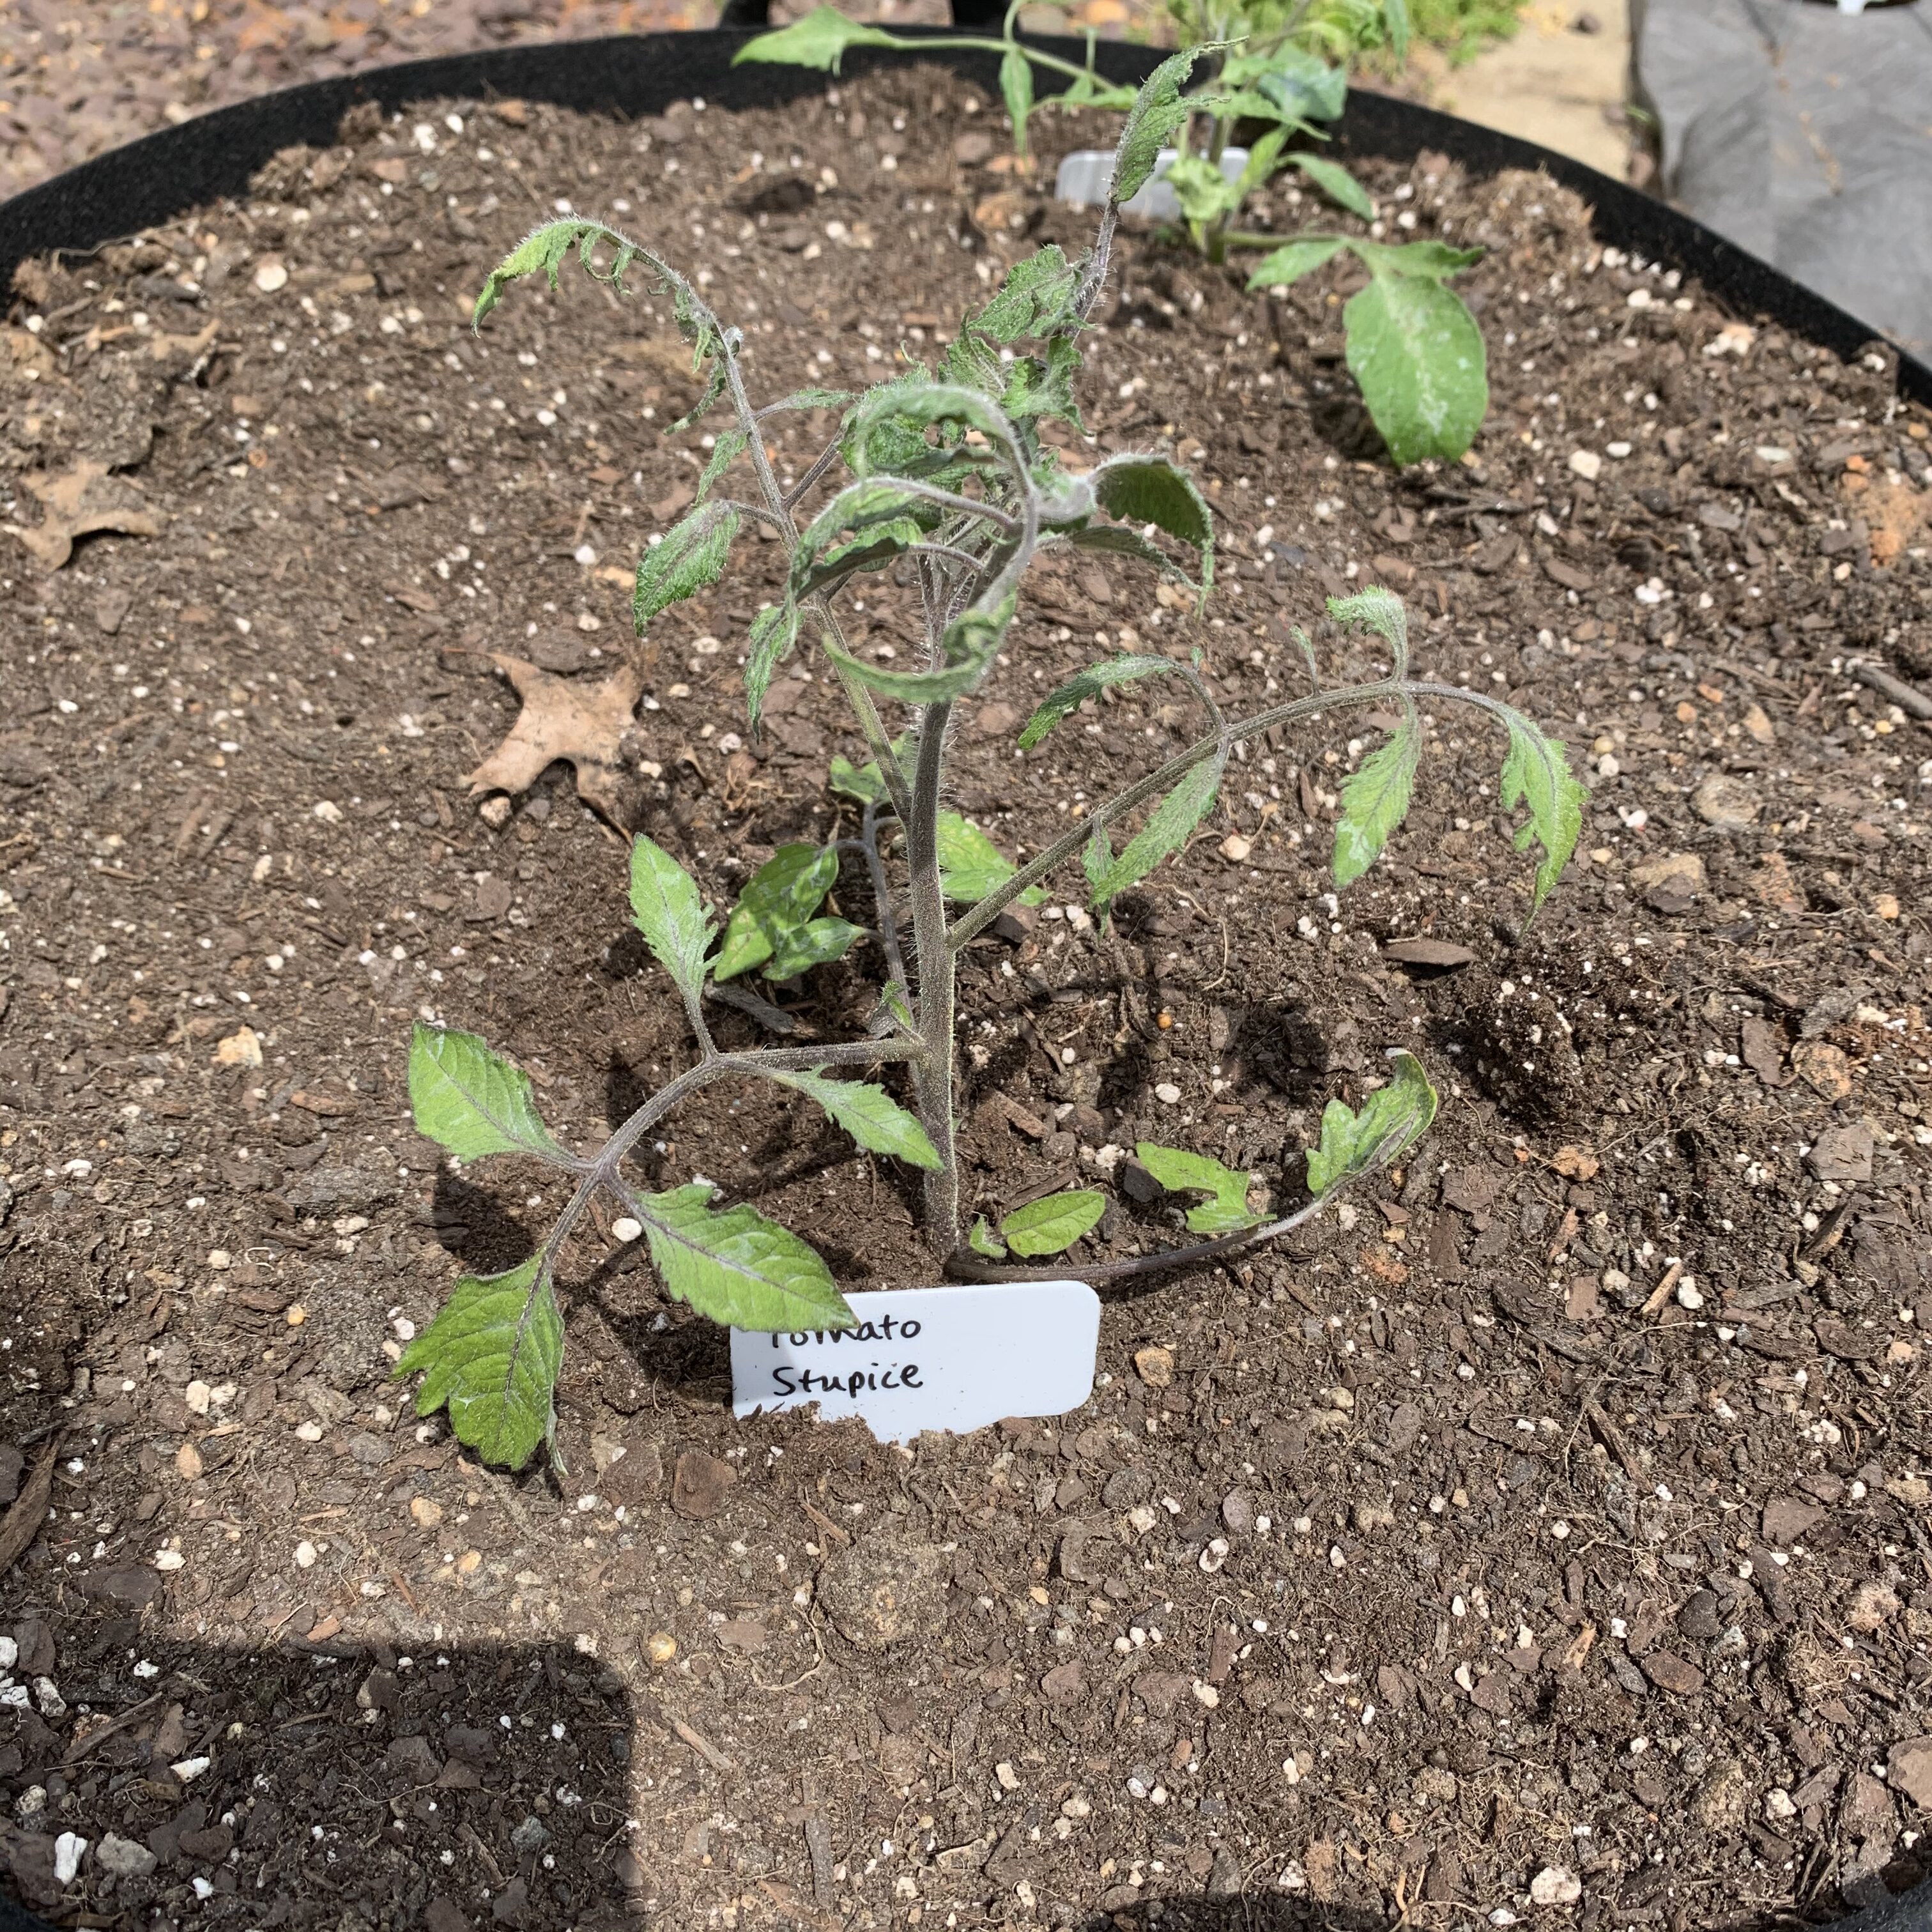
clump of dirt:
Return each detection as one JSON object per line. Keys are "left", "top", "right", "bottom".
{"left": 3, "top": 63, "right": 1930, "bottom": 1932}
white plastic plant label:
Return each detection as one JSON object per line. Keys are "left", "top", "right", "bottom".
{"left": 731, "top": 1280, "right": 1100, "bottom": 1445}
{"left": 1053, "top": 146, "right": 1250, "bottom": 223}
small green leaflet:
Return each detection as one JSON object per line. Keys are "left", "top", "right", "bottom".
{"left": 999, "top": 45, "right": 1035, "bottom": 157}
{"left": 766, "top": 917, "right": 863, "bottom": 982}
{"left": 828, "top": 593, "right": 1014, "bottom": 707}
{"left": 762, "top": 1069, "right": 940, "bottom": 1169}
{"left": 745, "top": 602, "right": 800, "bottom": 733}
{"left": 1091, "top": 457, "right": 1214, "bottom": 587}
{"left": 1353, "top": 239, "right": 1484, "bottom": 280}
{"left": 968, "top": 1217, "right": 1007, "bottom": 1259}
{"left": 845, "top": 381, "right": 1013, "bottom": 475}
{"left": 713, "top": 843, "right": 841, "bottom": 982}
{"left": 757, "top": 385, "right": 854, "bottom": 416}
{"left": 1019, "top": 653, "right": 1187, "bottom": 750}
{"left": 628, "top": 835, "right": 714, "bottom": 1006}
{"left": 1061, "top": 524, "right": 1200, "bottom": 593}
{"left": 1332, "top": 709, "right": 1420, "bottom": 891}
{"left": 1292, "top": 153, "right": 1374, "bottom": 222}
{"left": 1245, "top": 237, "right": 1346, "bottom": 291}
{"left": 732, "top": 3, "right": 897, "bottom": 72}
{"left": 1113, "top": 48, "right": 1206, "bottom": 205}
{"left": 1001, "top": 1189, "right": 1107, "bottom": 1257}
{"left": 395, "top": 1256, "right": 564, "bottom": 1470}
{"left": 1134, "top": 1143, "right": 1266, "bottom": 1234}
{"left": 1305, "top": 1050, "right": 1438, "bottom": 1197}
{"left": 827, "top": 734, "right": 914, "bottom": 807}
{"left": 970, "top": 246, "right": 1080, "bottom": 343}
{"left": 1166, "top": 153, "right": 1240, "bottom": 233}
{"left": 628, "top": 1182, "right": 855, "bottom": 1331}
{"left": 697, "top": 427, "right": 749, "bottom": 500}
{"left": 1085, "top": 751, "right": 1225, "bottom": 919}
{"left": 635, "top": 504, "right": 739, "bottom": 632}
{"left": 1344, "top": 260, "right": 1488, "bottom": 467}
{"left": 1499, "top": 711, "right": 1588, "bottom": 920}
{"left": 472, "top": 217, "right": 598, "bottom": 330}
{"left": 1057, "top": 70, "right": 1139, "bottom": 112}
{"left": 1328, "top": 585, "right": 1410, "bottom": 670}
{"left": 1225, "top": 44, "right": 1346, "bottom": 121}
{"left": 936, "top": 813, "right": 1045, "bottom": 906}
{"left": 1000, "top": 336, "right": 1084, "bottom": 432}
{"left": 408, "top": 1024, "right": 569, "bottom": 1165}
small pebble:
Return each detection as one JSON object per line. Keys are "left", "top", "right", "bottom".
{"left": 252, "top": 257, "right": 288, "bottom": 293}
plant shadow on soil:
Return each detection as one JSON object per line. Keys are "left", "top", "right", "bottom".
{"left": 0, "top": 1614, "right": 641, "bottom": 1926}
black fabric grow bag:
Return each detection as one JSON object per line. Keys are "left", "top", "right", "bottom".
{"left": 0, "top": 20, "right": 1928, "bottom": 1932}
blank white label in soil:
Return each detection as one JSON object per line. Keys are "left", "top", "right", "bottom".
{"left": 730, "top": 1279, "right": 1100, "bottom": 1445}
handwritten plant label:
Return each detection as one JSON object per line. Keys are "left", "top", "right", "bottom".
{"left": 731, "top": 1279, "right": 1100, "bottom": 1444}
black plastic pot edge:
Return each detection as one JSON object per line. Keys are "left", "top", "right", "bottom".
{"left": 0, "top": 23, "right": 1928, "bottom": 410}
{"left": 1, "top": 28, "right": 1929, "bottom": 1932}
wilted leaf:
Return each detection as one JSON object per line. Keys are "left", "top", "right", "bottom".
{"left": 1135, "top": 1144, "right": 1266, "bottom": 1234}
{"left": 1498, "top": 712, "right": 1587, "bottom": 919}
{"left": 1305, "top": 1050, "right": 1438, "bottom": 1197}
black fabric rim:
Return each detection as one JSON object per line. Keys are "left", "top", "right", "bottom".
{"left": 0, "top": 26, "right": 1924, "bottom": 405}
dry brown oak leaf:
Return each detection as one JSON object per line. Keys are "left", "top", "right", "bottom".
{"left": 10, "top": 461, "right": 163, "bottom": 569}
{"left": 466, "top": 652, "right": 645, "bottom": 827}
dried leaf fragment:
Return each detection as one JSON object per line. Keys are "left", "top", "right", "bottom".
{"left": 10, "top": 461, "right": 163, "bottom": 570}
{"left": 465, "top": 653, "right": 645, "bottom": 827}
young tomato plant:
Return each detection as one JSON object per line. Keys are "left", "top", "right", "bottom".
{"left": 394, "top": 58, "right": 1583, "bottom": 1469}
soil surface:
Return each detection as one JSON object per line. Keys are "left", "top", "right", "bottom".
{"left": 4, "top": 60, "right": 1932, "bottom": 1932}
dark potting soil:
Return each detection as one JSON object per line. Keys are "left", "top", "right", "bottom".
{"left": 3, "top": 61, "right": 1931, "bottom": 1932}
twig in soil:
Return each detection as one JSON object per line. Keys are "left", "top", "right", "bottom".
{"left": 1848, "top": 658, "right": 1932, "bottom": 721}
{"left": 0, "top": 1439, "right": 58, "bottom": 1577}
{"left": 1639, "top": 1259, "right": 1684, "bottom": 1316}
{"left": 61, "top": 1692, "right": 164, "bottom": 1766}
{"left": 631, "top": 1686, "right": 734, "bottom": 1773}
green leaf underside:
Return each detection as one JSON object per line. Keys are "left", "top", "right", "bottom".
{"left": 1135, "top": 1143, "right": 1265, "bottom": 1234}
{"left": 1085, "top": 752, "right": 1225, "bottom": 918}
{"left": 1092, "top": 457, "right": 1214, "bottom": 588}
{"left": 1305, "top": 1050, "right": 1439, "bottom": 1197}
{"left": 1114, "top": 49, "right": 1206, "bottom": 205}
{"left": 829, "top": 592, "right": 1014, "bottom": 706}
{"left": 764, "top": 1069, "right": 940, "bottom": 1169}
{"left": 934, "top": 813, "right": 1043, "bottom": 907}
{"left": 1245, "top": 238, "right": 1347, "bottom": 291}
{"left": 732, "top": 3, "right": 897, "bottom": 72}
{"left": 745, "top": 602, "right": 801, "bottom": 733}
{"left": 697, "top": 427, "right": 749, "bottom": 500}
{"left": 473, "top": 217, "right": 601, "bottom": 330}
{"left": 1000, "top": 1189, "right": 1107, "bottom": 1257}
{"left": 1019, "top": 654, "right": 1189, "bottom": 750}
{"left": 968, "top": 1217, "right": 1008, "bottom": 1259}
{"left": 1332, "top": 714, "right": 1420, "bottom": 891}
{"left": 1293, "top": 153, "right": 1374, "bottom": 220}
{"left": 1499, "top": 713, "right": 1588, "bottom": 919}
{"left": 970, "top": 247, "right": 1080, "bottom": 344}
{"left": 713, "top": 843, "right": 839, "bottom": 982}
{"left": 635, "top": 505, "right": 739, "bottom": 631}
{"left": 408, "top": 1025, "right": 568, "bottom": 1165}
{"left": 765, "top": 917, "right": 863, "bottom": 982}
{"left": 1344, "top": 273, "right": 1488, "bottom": 467}
{"left": 396, "top": 1257, "right": 562, "bottom": 1470}
{"left": 1328, "top": 585, "right": 1409, "bottom": 658}
{"left": 628, "top": 836, "right": 715, "bottom": 1004}
{"left": 631, "top": 1182, "right": 854, "bottom": 1330}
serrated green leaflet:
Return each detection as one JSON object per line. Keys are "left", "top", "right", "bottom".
{"left": 763, "top": 1069, "right": 940, "bottom": 1169}
{"left": 395, "top": 1256, "right": 562, "bottom": 1469}
{"left": 1305, "top": 1050, "right": 1438, "bottom": 1196}
{"left": 827, "top": 735, "right": 914, "bottom": 807}
{"left": 1001, "top": 336, "right": 1084, "bottom": 432}
{"left": 1167, "top": 153, "right": 1241, "bottom": 232}
{"left": 846, "top": 383, "right": 1013, "bottom": 475}
{"left": 1328, "top": 585, "right": 1410, "bottom": 664}
{"left": 1019, "top": 654, "right": 1188, "bottom": 750}
{"left": 1245, "top": 237, "right": 1347, "bottom": 292}
{"left": 999, "top": 46, "right": 1035, "bottom": 158}
{"left": 1332, "top": 712, "right": 1420, "bottom": 891}
{"left": 1352, "top": 238, "right": 1484, "bottom": 280}
{"left": 628, "top": 1181, "right": 854, "bottom": 1330}
{"left": 1293, "top": 153, "right": 1374, "bottom": 221}
{"left": 970, "top": 246, "right": 1080, "bottom": 344}
{"left": 1114, "top": 49, "right": 1206, "bottom": 205}
{"left": 1091, "top": 457, "right": 1214, "bottom": 586}
{"left": 732, "top": 3, "right": 897, "bottom": 72}
{"left": 1344, "top": 270, "right": 1487, "bottom": 467}
{"left": 1499, "top": 711, "right": 1587, "bottom": 920}
{"left": 745, "top": 602, "right": 800, "bottom": 733}
{"left": 634, "top": 504, "right": 738, "bottom": 631}
{"left": 408, "top": 1024, "right": 569, "bottom": 1165}
{"left": 472, "top": 218, "right": 597, "bottom": 329}
{"left": 1085, "top": 751, "right": 1225, "bottom": 918}
{"left": 1001, "top": 1189, "right": 1107, "bottom": 1257}
{"left": 1134, "top": 1143, "right": 1266, "bottom": 1234}
{"left": 628, "top": 836, "right": 714, "bottom": 1006}
{"left": 793, "top": 479, "right": 933, "bottom": 599}
{"left": 1061, "top": 523, "right": 1199, "bottom": 590}
{"left": 1224, "top": 44, "right": 1346, "bottom": 121}
{"left": 758, "top": 385, "right": 854, "bottom": 415}
{"left": 936, "top": 813, "right": 1045, "bottom": 906}
{"left": 713, "top": 843, "right": 839, "bottom": 982}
